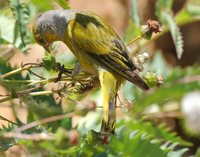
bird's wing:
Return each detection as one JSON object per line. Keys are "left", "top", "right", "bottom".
{"left": 68, "top": 13, "right": 149, "bottom": 90}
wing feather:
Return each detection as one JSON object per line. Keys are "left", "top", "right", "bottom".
{"left": 68, "top": 13, "right": 149, "bottom": 90}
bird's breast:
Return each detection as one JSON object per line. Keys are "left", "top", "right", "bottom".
{"left": 63, "top": 36, "right": 97, "bottom": 75}
{"left": 75, "top": 50, "right": 98, "bottom": 74}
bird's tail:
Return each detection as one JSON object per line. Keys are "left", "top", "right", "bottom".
{"left": 100, "top": 95, "right": 116, "bottom": 135}
{"left": 99, "top": 69, "right": 120, "bottom": 138}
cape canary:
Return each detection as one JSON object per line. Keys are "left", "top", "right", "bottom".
{"left": 32, "top": 10, "right": 149, "bottom": 136}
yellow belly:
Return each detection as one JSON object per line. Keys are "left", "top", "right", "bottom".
{"left": 63, "top": 37, "right": 97, "bottom": 74}
{"left": 74, "top": 50, "right": 97, "bottom": 74}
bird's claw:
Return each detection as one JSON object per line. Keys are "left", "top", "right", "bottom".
{"left": 55, "top": 63, "right": 71, "bottom": 82}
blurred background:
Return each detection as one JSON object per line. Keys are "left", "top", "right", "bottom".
{"left": 0, "top": 0, "right": 200, "bottom": 156}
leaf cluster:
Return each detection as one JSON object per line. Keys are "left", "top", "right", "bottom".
{"left": 0, "top": 0, "right": 200, "bottom": 156}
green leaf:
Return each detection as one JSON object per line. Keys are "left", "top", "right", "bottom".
{"left": 135, "top": 81, "right": 200, "bottom": 110}
{"left": 117, "top": 119, "right": 192, "bottom": 147}
{"left": 155, "top": 0, "right": 184, "bottom": 59}
{"left": 161, "top": 12, "right": 183, "bottom": 59}
{"left": 31, "top": 0, "right": 53, "bottom": 11}
{"left": 175, "top": 4, "right": 200, "bottom": 25}
{"left": 124, "top": 19, "right": 141, "bottom": 43}
{"left": 42, "top": 53, "right": 56, "bottom": 71}
{"left": 8, "top": 0, "right": 31, "bottom": 52}
{"left": 0, "top": 118, "right": 24, "bottom": 150}
{"left": 110, "top": 132, "right": 168, "bottom": 157}
{"left": 130, "top": 0, "right": 140, "bottom": 27}
{"left": 156, "top": 0, "right": 173, "bottom": 17}
{"left": 167, "top": 148, "right": 188, "bottom": 157}
{"left": 23, "top": 92, "right": 63, "bottom": 132}
{"left": 0, "top": 15, "right": 15, "bottom": 44}
{"left": 186, "top": 4, "right": 200, "bottom": 17}
{"left": 55, "top": 0, "right": 70, "bottom": 9}
{"left": 195, "top": 148, "right": 200, "bottom": 157}
{"left": 0, "top": 58, "right": 28, "bottom": 92}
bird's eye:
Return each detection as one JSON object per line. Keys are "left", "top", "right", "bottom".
{"left": 38, "top": 37, "right": 45, "bottom": 44}
{"left": 34, "top": 34, "right": 45, "bottom": 45}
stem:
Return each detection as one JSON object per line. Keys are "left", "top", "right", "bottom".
{"left": 0, "top": 115, "right": 18, "bottom": 125}
{"left": 126, "top": 35, "right": 142, "bottom": 46}
{"left": 0, "top": 73, "right": 93, "bottom": 104}
{"left": 0, "top": 79, "right": 34, "bottom": 84}
{"left": 131, "top": 15, "right": 200, "bottom": 55}
{"left": 0, "top": 65, "right": 32, "bottom": 79}
{"left": 26, "top": 74, "right": 86, "bottom": 87}
{"left": 1, "top": 132, "right": 55, "bottom": 141}
{"left": 15, "top": 112, "right": 74, "bottom": 132}
{"left": 29, "top": 90, "right": 53, "bottom": 96}
{"left": 0, "top": 96, "right": 12, "bottom": 103}
{"left": 25, "top": 76, "right": 71, "bottom": 87}
{"left": 0, "top": 91, "right": 53, "bottom": 104}
{"left": 143, "top": 111, "right": 183, "bottom": 119}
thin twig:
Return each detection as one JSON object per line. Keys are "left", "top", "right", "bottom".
{"left": 0, "top": 65, "right": 32, "bottom": 79}
{"left": 126, "top": 35, "right": 142, "bottom": 46}
{"left": 28, "top": 70, "right": 46, "bottom": 79}
{"left": 0, "top": 86, "right": 44, "bottom": 98}
{"left": 0, "top": 115, "right": 18, "bottom": 125}
{"left": 21, "top": 62, "right": 41, "bottom": 68}
{"left": 15, "top": 112, "right": 74, "bottom": 132}
{"left": 143, "top": 111, "right": 183, "bottom": 119}
{"left": 0, "top": 62, "right": 40, "bottom": 79}
{"left": 0, "top": 96, "right": 12, "bottom": 103}
{"left": 0, "top": 79, "right": 34, "bottom": 84}
{"left": 131, "top": 16, "right": 200, "bottom": 55}
{"left": 176, "top": 75, "right": 200, "bottom": 84}
{"left": 2, "top": 132, "right": 54, "bottom": 141}
{"left": 0, "top": 91, "right": 53, "bottom": 103}
{"left": 1, "top": 130, "right": 79, "bottom": 142}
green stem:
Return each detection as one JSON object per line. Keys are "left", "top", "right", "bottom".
{"left": 29, "top": 90, "right": 53, "bottom": 96}
{"left": 131, "top": 14, "right": 200, "bottom": 55}
{"left": 0, "top": 96, "right": 12, "bottom": 104}
{"left": 0, "top": 79, "right": 35, "bottom": 84}
{"left": 26, "top": 76, "right": 73, "bottom": 87}
{"left": 0, "top": 91, "right": 53, "bottom": 104}
{"left": 26, "top": 74, "right": 87, "bottom": 87}
{"left": 0, "top": 65, "right": 32, "bottom": 79}
{"left": 126, "top": 35, "right": 142, "bottom": 46}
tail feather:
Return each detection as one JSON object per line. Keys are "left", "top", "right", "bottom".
{"left": 99, "top": 70, "right": 118, "bottom": 137}
{"left": 126, "top": 71, "right": 149, "bottom": 91}
{"left": 101, "top": 96, "right": 116, "bottom": 135}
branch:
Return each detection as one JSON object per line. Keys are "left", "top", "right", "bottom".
{"left": 143, "top": 111, "right": 183, "bottom": 120}
{"left": 1, "top": 129, "right": 79, "bottom": 144}
{"left": 0, "top": 115, "right": 18, "bottom": 125}
{"left": 15, "top": 112, "right": 74, "bottom": 132}
{"left": 0, "top": 91, "right": 53, "bottom": 103}
{"left": 0, "top": 65, "right": 32, "bottom": 79}
{"left": 0, "top": 79, "right": 34, "bottom": 84}
{"left": 176, "top": 75, "right": 200, "bottom": 84}
{"left": 0, "top": 73, "right": 99, "bottom": 104}
{"left": 130, "top": 14, "right": 200, "bottom": 55}
{"left": 1, "top": 132, "right": 54, "bottom": 141}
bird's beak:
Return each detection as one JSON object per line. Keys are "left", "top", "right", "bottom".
{"left": 43, "top": 43, "right": 51, "bottom": 53}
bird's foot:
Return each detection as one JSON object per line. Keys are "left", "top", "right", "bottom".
{"left": 71, "top": 61, "right": 82, "bottom": 77}
{"left": 55, "top": 63, "right": 72, "bottom": 82}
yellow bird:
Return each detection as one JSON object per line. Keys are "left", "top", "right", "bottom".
{"left": 32, "top": 10, "right": 149, "bottom": 137}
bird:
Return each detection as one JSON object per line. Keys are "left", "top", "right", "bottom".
{"left": 32, "top": 10, "right": 149, "bottom": 137}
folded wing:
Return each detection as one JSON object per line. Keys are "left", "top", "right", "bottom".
{"left": 68, "top": 12, "right": 149, "bottom": 90}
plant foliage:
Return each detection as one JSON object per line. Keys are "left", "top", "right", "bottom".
{"left": 8, "top": 0, "right": 31, "bottom": 52}
{"left": 0, "top": 0, "right": 199, "bottom": 156}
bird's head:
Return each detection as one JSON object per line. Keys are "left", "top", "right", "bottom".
{"left": 32, "top": 11, "right": 65, "bottom": 52}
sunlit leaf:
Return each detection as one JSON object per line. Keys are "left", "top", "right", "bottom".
{"left": 8, "top": 0, "right": 31, "bottom": 52}
{"left": 161, "top": 12, "right": 183, "bottom": 59}
{"left": 55, "top": 0, "right": 70, "bottom": 9}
